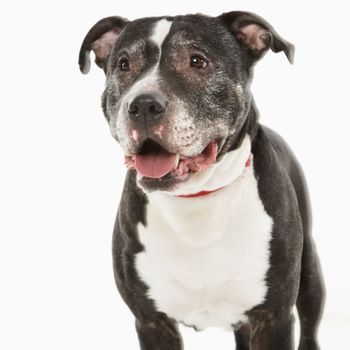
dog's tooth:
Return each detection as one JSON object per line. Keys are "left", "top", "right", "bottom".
{"left": 175, "top": 154, "right": 180, "bottom": 168}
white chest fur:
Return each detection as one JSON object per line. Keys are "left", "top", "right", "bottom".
{"left": 135, "top": 139, "right": 273, "bottom": 330}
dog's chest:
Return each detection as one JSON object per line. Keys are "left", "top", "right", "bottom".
{"left": 135, "top": 166, "right": 273, "bottom": 330}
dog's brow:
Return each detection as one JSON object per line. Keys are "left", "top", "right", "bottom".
{"left": 117, "top": 39, "right": 143, "bottom": 55}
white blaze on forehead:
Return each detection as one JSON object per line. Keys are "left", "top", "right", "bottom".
{"left": 151, "top": 18, "right": 172, "bottom": 51}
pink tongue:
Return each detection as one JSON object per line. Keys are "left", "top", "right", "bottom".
{"left": 135, "top": 151, "right": 177, "bottom": 179}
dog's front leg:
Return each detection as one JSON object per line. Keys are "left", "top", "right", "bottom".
{"left": 250, "top": 312, "right": 294, "bottom": 350}
{"left": 135, "top": 315, "right": 183, "bottom": 350}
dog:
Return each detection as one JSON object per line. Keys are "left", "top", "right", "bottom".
{"left": 79, "top": 11, "right": 325, "bottom": 350}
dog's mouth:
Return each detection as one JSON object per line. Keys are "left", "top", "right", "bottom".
{"left": 124, "top": 139, "right": 218, "bottom": 180}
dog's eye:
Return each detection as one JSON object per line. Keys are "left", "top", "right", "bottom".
{"left": 118, "top": 57, "right": 130, "bottom": 72}
{"left": 190, "top": 55, "right": 208, "bottom": 69}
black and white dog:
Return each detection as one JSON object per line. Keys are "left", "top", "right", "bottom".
{"left": 79, "top": 11, "right": 325, "bottom": 350}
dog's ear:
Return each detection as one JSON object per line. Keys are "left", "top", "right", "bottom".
{"left": 218, "top": 11, "right": 294, "bottom": 64}
{"left": 79, "top": 16, "right": 129, "bottom": 74}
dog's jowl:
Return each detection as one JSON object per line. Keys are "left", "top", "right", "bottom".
{"left": 79, "top": 11, "right": 325, "bottom": 350}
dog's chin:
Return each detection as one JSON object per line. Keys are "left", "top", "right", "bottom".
{"left": 136, "top": 171, "right": 190, "bottom": 193}
{"left": 124, "top": 139, "right": 220, "bottom": 193}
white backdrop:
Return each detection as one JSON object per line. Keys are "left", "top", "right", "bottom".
{"left": 0, "top": 0, "right": 349, "bottom": 349}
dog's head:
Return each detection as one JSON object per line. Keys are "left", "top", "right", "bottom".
{"left": 79, "top": 12, "right": 293, "bottom": 193}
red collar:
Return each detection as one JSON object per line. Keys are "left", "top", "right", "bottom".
{"left": 176, "top": 155, "right": 251, "bottom": 199}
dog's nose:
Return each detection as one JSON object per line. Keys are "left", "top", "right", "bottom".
{"left": 128, "top": 93, "right": 167, "bottom": 122}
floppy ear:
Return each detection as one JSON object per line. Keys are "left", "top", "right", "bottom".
{"left": 79, "top": 16, "right": 129, "bottom": 74}
{"left": 218, "top": 11, "right": 294, "bottom": 64}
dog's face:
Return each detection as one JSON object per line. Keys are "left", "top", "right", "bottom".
{"left": 79, "top": 12, "right": 293, "bottom": 192}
